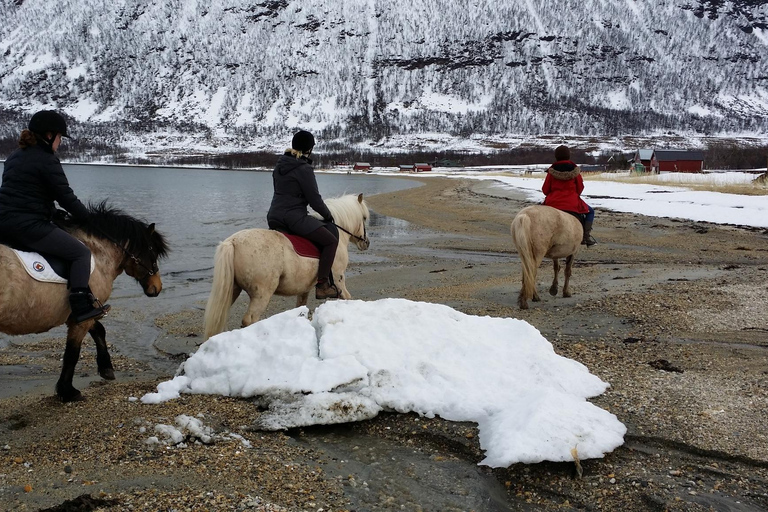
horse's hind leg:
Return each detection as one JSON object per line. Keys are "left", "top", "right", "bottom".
{"left": 296, "top": 292, "right": 309, "bottom": 307}
{"left": 550, "top": 259, "right": 560, "bottom": 296}
{"left": 89, "top": 320, "right": 115, "bottom": 380}
{"left": 562, "top": 255, "right": 574, "bottom": 298}
{"left": 56, "top": 322, "right": 91, "bottom": 402}
{"left": 242, "top": 290, "right": 273, "bottom": 327}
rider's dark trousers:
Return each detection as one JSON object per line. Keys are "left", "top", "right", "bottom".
{"left": 303, "top": 226, "right": 339, "bottom": 282}
{"left": 25, "top": 227, "right": 91, "bottom": 290}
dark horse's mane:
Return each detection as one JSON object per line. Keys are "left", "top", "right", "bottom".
{"left": 63, "top": 201, "right": 169, "bottom": 258}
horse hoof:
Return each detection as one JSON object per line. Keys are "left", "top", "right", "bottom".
{"left": 99, "top": 368, "right": 116, "bottom": 380}
{"left": 60, "top": 391, "right": 85, "bottom": 403}
{"left": 549, "top": 287, "right": 558, "bottom": 296}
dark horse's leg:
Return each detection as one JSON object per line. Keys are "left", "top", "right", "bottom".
{"left": 90, "top": 320, "right": 115, "bottom": 380}
{"left": 550, "top": 258, "right": 560, "bottom": 297}
{"left": 55, "top": 322, "right": 91, "bottom": 402}
{"left": 562, "top": 255, "right": 575, "bottom": 298}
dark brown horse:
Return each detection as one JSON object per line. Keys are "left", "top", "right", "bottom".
{"left": 0, "top": 203, "right": 168, "bottom": 401}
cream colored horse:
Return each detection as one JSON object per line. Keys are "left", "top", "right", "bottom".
{"left": 510, "top": 205, "right": 583, "bottom": 309}
{"left": 203, "top": 193, "right": 370, "bottom": 340}
{"left": 0, "top": 203, "right": 168, "bottom": 401}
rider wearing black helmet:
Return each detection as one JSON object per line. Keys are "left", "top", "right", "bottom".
{"left": 0, "top": 110, "right": 110, "bottom": 323}
{"left": 267, "top": 130, "right": 341, "bottom": 300}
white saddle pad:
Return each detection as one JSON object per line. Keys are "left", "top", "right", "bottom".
{"left": 12, "top": 249, "right": 96, "bottom": 284}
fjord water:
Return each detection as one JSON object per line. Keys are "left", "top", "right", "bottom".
{"left": 63, "top": 164, "right": 420, "bottom": 302}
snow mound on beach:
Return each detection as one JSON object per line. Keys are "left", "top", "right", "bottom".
{"left": 142, "top": 299, "right": 626, "bottom": 466}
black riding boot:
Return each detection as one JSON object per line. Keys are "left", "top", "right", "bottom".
{"left": 69, "top": 288, "right": 111, "bottom": 324}
{"left": 581, "top": 221, "right": 596, "bottom": 247}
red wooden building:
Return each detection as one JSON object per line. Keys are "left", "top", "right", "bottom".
{"left": 632, "top": 149, "right": 654, "bottom": 171}
{"left": 353, "top": 162, "right": 371, "bottom": 172}
{"left": 652, "top": 150, "right": 705, "bottom": 173}
{"left": 414, "top": 162, "right": 432, "bottom": 172}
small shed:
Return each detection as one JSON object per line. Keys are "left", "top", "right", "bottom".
{"left": 652, "top": 150, "right": 705, "bottom": 173}
{"left": 353, "top": 162, "right": 372, "bottom": 172}
{"left": 414, "top": 162, "right": 432, "bottom": 172}
{"left": 398, "top": 164, "right": 415, "bottom": 173}
{"left": 633, "top": 149, "right": 654, "bottom": 169}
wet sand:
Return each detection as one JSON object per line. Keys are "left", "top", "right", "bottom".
{"left": 1, "top": 176, "right": 768, "bottom": 511}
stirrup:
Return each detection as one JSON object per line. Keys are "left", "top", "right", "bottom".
{"left": 315, "top": 283, "right": 340, "bottom": 300}
{"left": 70, "top": 304, "right": 110, "bottom": 324}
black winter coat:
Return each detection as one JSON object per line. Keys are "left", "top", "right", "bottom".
{"left": 266, "top": 152, "right": 333, "bottom": 236}
{"left": 0, "top": 144, "right": 89, "bottom": 244}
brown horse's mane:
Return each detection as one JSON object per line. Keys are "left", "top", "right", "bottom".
{"left": 63, "top": 201, "right": 169, "bottom": 258}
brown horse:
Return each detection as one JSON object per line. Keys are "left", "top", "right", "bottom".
{"left": 0, "top": 203, "right": 168, "bottom": 401}
{"left": 510, "top": 205, "right": 583, "bottom": 309}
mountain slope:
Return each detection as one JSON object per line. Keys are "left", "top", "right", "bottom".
{"left": 1, "top": 0, "right": 767, "bottom": 147}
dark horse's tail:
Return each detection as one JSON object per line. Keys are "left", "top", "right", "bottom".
{"left": 511, "top": 212, "right": 537, "bottom": 309}
{"left": 203, "top": 239, "right": 236, "bottom": 340}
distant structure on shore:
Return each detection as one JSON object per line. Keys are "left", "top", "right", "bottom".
{"left": 633, "top": 149, "right": 705, "bottom": 173}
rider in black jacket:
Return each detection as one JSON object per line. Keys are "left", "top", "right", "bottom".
{"left": 0, "top": 110, "right": 109, "bottom": 323}
{"left": 267, "top": 130, "right": 340, "bottom": 299}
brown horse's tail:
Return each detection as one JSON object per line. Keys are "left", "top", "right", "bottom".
{"left": 203, "top": 239, "right": 236, "bottom": 341}
{"left": 511, "top": 212, "right": 537, "bottom": 309}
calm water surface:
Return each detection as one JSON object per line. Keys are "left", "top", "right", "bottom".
{"left": 63, "top": 164, "right": 421, "bottom": 302}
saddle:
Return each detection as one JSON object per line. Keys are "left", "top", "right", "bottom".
{"left": 2, "top": 242, "right": 94, "bottom": 284}
{"left": 564, "top": 211, "right": 587, "bottom": 227}
{"left": 269, "top": 223, "right": 339, "bottom": 260}
{"left": 279, "top": 232, "right": 321, "bottom": 259}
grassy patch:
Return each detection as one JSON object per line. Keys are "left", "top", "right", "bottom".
{"left": 584, "top": 173, "right": 768, "bottom": 196}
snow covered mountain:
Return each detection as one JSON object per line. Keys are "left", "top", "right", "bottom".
{"left": 1, "top": 0, "right": 767, "bottom": 150}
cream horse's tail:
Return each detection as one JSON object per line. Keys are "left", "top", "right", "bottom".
{"left": 511, "top": 212, "right": 537, "bottom": 308}
{"left": 203, "top": 239, "right": 236, "bottom": 340}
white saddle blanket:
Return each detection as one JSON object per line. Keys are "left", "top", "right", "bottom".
{"left": 12, "top": 249, "right": 95, "bottom": 284}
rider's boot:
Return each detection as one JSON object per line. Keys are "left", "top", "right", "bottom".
{"left": 315, "top": 278, "right": 340, "bottom": 300}
{"left": 581, "top": 221, "right": 597, "bottom": 247}
{"left": 68, "top": 288, "right": 111, "bottom": 324}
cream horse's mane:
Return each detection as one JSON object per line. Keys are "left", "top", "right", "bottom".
{"left": 313, "top": 194, "right": 369, "bottom": 236}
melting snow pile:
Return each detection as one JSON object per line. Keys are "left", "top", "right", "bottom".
{"left": 142, "top": 299, "right": 626, "bottom": 466}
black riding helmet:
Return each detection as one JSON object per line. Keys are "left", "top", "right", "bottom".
{"left": 28, "top": 110, "right": 70, "bottom": 138}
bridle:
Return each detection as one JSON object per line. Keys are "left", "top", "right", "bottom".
{"left": 124, "top": 247, "right": 159, "bottom": 278}
{"left": 331, "top": 221, "right": 368, "bottom": 245}
{"left": 94, "top": 226, "right": 158, "bottom": 278}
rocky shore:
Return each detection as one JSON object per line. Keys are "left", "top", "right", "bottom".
{"left": 1, "top": 177, "right": 767, "bottom": 511}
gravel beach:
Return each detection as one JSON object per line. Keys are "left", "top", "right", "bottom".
{"left": 1, "top": 176, "right": 767, "bottom": 511}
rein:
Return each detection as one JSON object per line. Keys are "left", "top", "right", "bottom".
{"left": 331, "top": 221, "right": 368, "bottom": 243}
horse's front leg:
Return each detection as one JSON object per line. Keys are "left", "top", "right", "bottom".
{"left": 89, "top": 320, "right": 115, "bottom": 381}
{"left": 562, "top": 255, "right": 574, "bottom": 298}
{"left": 56, "top": 322, "right": 92, "bottom": 402}
{"left": 549, "top": 258, "right": 560, "bottom": 297}
{"left": 337, "top": 273, "right": 351, "bottom": 300}
{"left": 296, "top": 292, "right": 309, "bottom": 307}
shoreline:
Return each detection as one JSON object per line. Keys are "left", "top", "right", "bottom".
{"left": 1, "top": 176, "right": 767, "bottom": 511}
